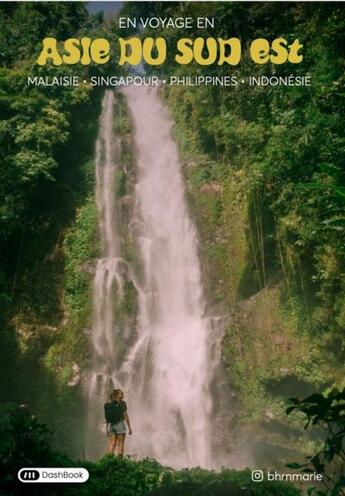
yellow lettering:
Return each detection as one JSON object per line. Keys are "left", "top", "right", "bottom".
{"left": 250, "top": 37, "right": 303, "bottom": 65}
{"left": 119, "top": 37, "right": 142, "bottom": 66}
{"left": 194, "top": 37, "right": 217, "bottom": 65}
{"left": 90, "top": 38, "right": 110, "bottom": 64}
{"left": 218, "top": 38, "right": 241, "bottom": 66}
{"left": 142, "top": 37, "right": 166, "bottom": 65}
{"left": 37, "top": 38, "right": 62, "bottom": 66}
{"left": 62, "top": 38, "right": 80, "bottom": 64}
{"left": 270, "top": 38, "right": 288, "bottom": 64}
{"left": 250, "top": 38, "right": 270, "bottom": 64}
{"left": 175, "top": 38, "right": 194, "bottom": 65}
{"left": 80, "top": 37, "right": 91, "bottom": 65}
{"left": 288, "top": 39, "right": 303, "bottom": 63}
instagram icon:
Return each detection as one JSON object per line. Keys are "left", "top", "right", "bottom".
{"left": 251, "top": 470, "right": 264, "bottom": 482}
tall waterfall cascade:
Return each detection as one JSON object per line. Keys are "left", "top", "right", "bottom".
{"left": 86, "top": 87, "right": 222, "bottom": 468}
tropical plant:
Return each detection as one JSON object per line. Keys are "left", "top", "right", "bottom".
{"left": 287, "top": 388, "right": 345, "bottom": 495}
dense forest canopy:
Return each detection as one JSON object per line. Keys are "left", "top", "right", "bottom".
{"left": 0, "top": 3, "right": 104, "bottom": 454}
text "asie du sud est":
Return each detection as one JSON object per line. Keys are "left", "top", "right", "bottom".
{"left": 37, "top": 36, "right": 303, "bottom": 67}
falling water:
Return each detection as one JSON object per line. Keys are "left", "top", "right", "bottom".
{"left": 86, "top": 87, "right": 218, "bottom": 468}
{"left": 85, "top": 90, "right": 123, "bottom": 457}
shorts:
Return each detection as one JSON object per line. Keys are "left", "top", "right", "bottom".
{"left": 109, "top": 420, "right": 126, "bottom": 435}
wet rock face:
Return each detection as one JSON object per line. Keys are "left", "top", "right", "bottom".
{"left": 146, "top": 481, "right": 252, "bottom": 496}
{"left": 67, "top": 363, "right": 80, "bottom": 387}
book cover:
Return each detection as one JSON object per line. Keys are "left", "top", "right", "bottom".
{"left": 0, "top": 2, "right": 344, "bottom": 495}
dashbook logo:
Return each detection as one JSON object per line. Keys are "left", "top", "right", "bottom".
{"left": 18, "top": 468, "right": 89, "bottom": 483}
{"left": 18, "top": 469, "right": 40, "bottom": 481}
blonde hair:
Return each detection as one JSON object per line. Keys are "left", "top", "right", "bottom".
{"left": 112, "top": 388, "right": 121, "bottom": 400}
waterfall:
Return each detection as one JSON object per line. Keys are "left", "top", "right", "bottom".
{"left": 85, "top": 91, "right": 123, "bottom": 457}
{"left": 86, "top": 87, "right": 218, "bottom": 468}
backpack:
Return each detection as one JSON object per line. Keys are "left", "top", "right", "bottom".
{"left": 104, "top": 401, "right": 123, "bottom": 424}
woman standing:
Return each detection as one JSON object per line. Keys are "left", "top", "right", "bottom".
{"left": 104, "top": 389, "right": 132, "bottom": 457}
{"left": 114, "top": 389, "right": 132, "bottom": 457}
{"left": 104, "top": 391, "right": 117, "bottom": 455}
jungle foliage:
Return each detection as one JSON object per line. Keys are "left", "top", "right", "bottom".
{"left": 287, "top": 387, "right": 345, "bottom": 495}
{"left": 0, "top": 2, "right": 104, "bottom": 454}
{"left": 0, "top": 410, "right": 300, "bottom": 496}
